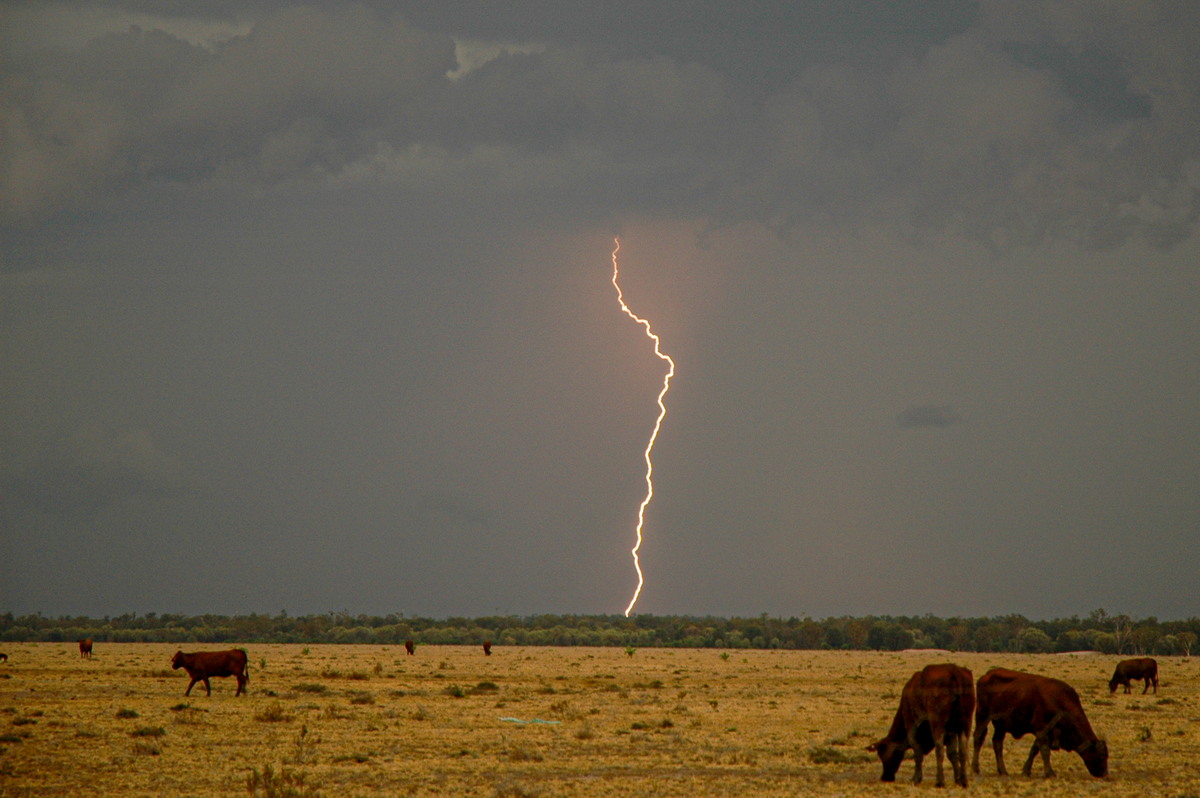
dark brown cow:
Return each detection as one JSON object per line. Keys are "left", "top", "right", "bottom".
{"left": 0, "top": 653, "right": 7, "bottom": 663}
{"left": 868, "top": 663, "right": 975, "bottom": 787}
{"left": 78, "top": 639, "right": 93, "bottom": 659}
{"left": 405, "top": 639, "right": 415, "bottom": 655}
{"left": 972, "top": 668, "right": 1107, "bottom": 778}
{"left": 1109, "top": 657, "right": 1157, "bottom": 694}
{"left": 171, "top": 649, "right": 249, "bottom": 696}
{"left": 483, "top": 640, "right": 492, "bottom": 656}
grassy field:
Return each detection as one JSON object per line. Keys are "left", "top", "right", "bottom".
{"left": 0, "top": 644, "right": 1197, "bottom": 796}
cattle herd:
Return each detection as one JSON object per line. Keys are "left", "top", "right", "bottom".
{"left": 5, "top": 640, "right": 1160, "bottom": 785}
{"left": 870, "top": 658, "right": 1159, "bottom": 786}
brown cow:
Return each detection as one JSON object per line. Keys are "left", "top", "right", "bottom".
{"left": 483, "top": 640, "right": 492, "bottom": 656}
{"left": 171, "top": 649, "right": 249, "bottom": 696}
{"left": 868, "top": 663, "right": 975, "bottom": 787}
{"left": 78, "top": 639, "right": 93, "bottom": 659}
{"left": 405, "top": 639, "right": 415, "bottom": 655}
{"left": 1109, "top": 657, "right": 1157, "bottom": 694}
{"left": 972, "top": 668, "right": 1107, "bottom": 778}
{"left": 0, "top": 653, "right": 7, "bottom": 663}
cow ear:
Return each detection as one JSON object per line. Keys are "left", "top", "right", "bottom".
{"left": 866, "top": 740, "right": 881, "bottom": 752}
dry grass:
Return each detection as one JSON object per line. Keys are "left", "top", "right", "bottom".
{"left": 0, "top": 643, "right": 1197, "bottom": 795}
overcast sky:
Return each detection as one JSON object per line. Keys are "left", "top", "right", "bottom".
{"left": 3, "top": 1, "right": 1199, "bottom": 621}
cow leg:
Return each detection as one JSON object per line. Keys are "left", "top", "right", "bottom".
{"left": 971, "top": 721, "right": 987, "bottom": 774}
{"left": 933, "top": 736, "right": 947, "bottom": 788}
{"left": 1142, "top": 678, "right": 1151, "bottom": 694}
{"left": 911, "top": 746, "right": 924, "bottom": 785}
{"left": 184, "top": 678, "right": 197, "bottom": 696}
{"left": 992, "top": 730, "right": 1008, "bottom": 776}
{"left": 236, "top": 675, "right": 246, "bottom": 696}
{"left": 203, "top": 677, "right": 212, "bottom": 696}
{"left": 1023, "top": 738, "right": 1055, "bottom": 778}
{"left": 949, "top": 732, "right": 968, "bottom": 787}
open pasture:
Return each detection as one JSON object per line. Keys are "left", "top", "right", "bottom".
{"left": 1, "top": 644, "right": 1198, "bottom": 796}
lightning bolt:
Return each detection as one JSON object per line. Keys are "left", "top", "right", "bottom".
{"left": 611, "top": 237, "right": 676, "bottom": 617}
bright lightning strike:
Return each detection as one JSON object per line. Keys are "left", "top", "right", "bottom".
{"left": 611, "top": 237, "right": 676, "bottom": 617}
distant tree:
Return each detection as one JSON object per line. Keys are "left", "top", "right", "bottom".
{"left": 1177, "top": 631, "right": 1197, "bottom": 658}
{"left": 1017, "top": 627, "right": 1053, "bottom": 653}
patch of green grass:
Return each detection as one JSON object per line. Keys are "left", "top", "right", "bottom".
{"left": 255, "top": 702, "right": 294, "bottom": 723}
{"left": 246, "top": 763, "right": 320, "bottom": 797}
{"left": 131, "top": 726, "right": 166, "bottom": 738}
{"left": 295, "top": 683, "right": 329, "bottom": 694}
{"left": 807, "top": 745, "right": 872, "bottom": 765}
{"left": 115, "top": 708, "right": 140, "bottom": 719}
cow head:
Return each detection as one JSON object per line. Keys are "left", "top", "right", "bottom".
{"left": 1107, "top": 677, "right": 1120, "bottom": 693}
{"left": 1079, "top": 738, "right": 1108, "bottom": 777}
{"left": 867, "top": 738, "right": 905, "bottom": 782}
{"left": 170, "top": 651, "right": 185, "bottom": 670}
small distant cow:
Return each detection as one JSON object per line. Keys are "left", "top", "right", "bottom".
{"left": 78, "top": 639, "right": 93, "bottom": 659}
{"left": 0, "top": 653, "right": 7, "bottom": 663}
{"left": 483, "top": 640, "right": 492, "bottom": 656}
{"left": 972, "top": 668, "right": 1107, "bottom": 778}
{"left": 405, "top": 639, "right": 415, "bottom": 655}
{"left": 868, "top": 663, "right": 975, "bottom": 787}
{"left": 171, "top": 649, "right": 249, "bottom": 696}
{"left": 1109, "top": 657, "right": 1158, "bottom": 694}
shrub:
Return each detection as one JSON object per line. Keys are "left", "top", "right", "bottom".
{"left": 131, "top": 726, "right": 166, "bottom": 738}
{"left": 255, "top": 702, "right": 294, "bottom": 723}
{"left": 294, "top": 683, "right": 329, "bottom": 694}
{"left": 246, "top": 763, "right": 320, "bottom": 797}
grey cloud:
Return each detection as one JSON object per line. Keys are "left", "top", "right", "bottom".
{"left": 896, "top": 406, "right": 960, "bottom": 429}
{"left": 1, "top": 425, "right": 184, "bottom": 515}
{"left": 4, "top": 1, "right": 1199, "bottom": 250}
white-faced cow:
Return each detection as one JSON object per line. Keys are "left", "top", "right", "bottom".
{"left": 868, "top": 663, "right": 975, "bottom": 787}
{"left": 171, "top": 649, "right": 249, "bottom": 696}
{"left": 483, "top": 640, "right": 492, "bottom": 656}
{"left": 972, "top": 668, "right": 1107, "bottom": 779}
{"left": 1109, "top": 657, "right": 1157, "bottom": 694}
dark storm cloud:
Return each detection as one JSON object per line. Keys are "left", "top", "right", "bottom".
{"left": 896, "top": 406, "right": 960, "bottom": 429}
{"left": 3, "top": 1, "right": 1200, "bottom": 621}
{"left": 1, "top": 425, "right": 183, "bottom": 515}
{"left": 4, "top": 0, "right": 1199, "bottom": 248}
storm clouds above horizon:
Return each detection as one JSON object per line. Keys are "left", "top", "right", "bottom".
{"left": 3, "top": 1, "right": 1199, "bottom": 621}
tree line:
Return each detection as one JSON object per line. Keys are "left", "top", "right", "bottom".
{"left": 1, "top": 609, "right": 1195, "bottom": 656}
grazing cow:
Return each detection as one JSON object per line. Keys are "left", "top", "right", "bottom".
{"left": 868, "top": 663, "right": 975, "bottom": 787}
{"left": 78, "top": 639, "right": 93, "bottom": 659}
{"left": 0, "top": 653, "right": 7, "bottom": 663}
{"left": 483, "top": 640, "right": 492, "bottom": 656}
{"left": 405, "top": 639, "right": 415, "bottom": 655}
{"left": 972, "top": 668, "right": 1107, "bottom": 778}
{"left": 1109, "top": 658, "right": 1158, "bottom": 694}
{"left": 170, "top": 649, "right": 249, "bottom": 696}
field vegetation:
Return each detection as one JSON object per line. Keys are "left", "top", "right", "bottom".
{"left": 2, "top": 610, "right": 1195, "bottom": 656}
{"left": 1, "top": 644, "right": 1198, "bottom": 796}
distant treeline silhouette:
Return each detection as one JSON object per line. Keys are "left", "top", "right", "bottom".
{"left": 1, "top": 609, "right": 1195, "bottom": 655}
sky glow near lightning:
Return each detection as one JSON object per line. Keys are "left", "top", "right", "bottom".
{"left": 611, "top": 237, "right": 676, "bottom": 617}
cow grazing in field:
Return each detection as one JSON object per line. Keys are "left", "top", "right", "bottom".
{"left": 972, "top": 668, "right": 1107, "bottom": 778}
{"left": 483, "top": 640, "right": 492, "bottom": 656}
{"left": 405, "top": 639, "right": 415, "bottom": 655}
{"left": 1109, "top": 657, "right": 1158, "bottom": 694}
{"left": 171, "top": 649, "right": 249, "bottom": 696}
{"left": 78, "top": 639, "right": 93, "bottom": 659}
{"left": 0, "top": 653, "right": 7, "bottom": 663}
{"left": 868, "top": 663, "right": 975, "bottom": 787}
